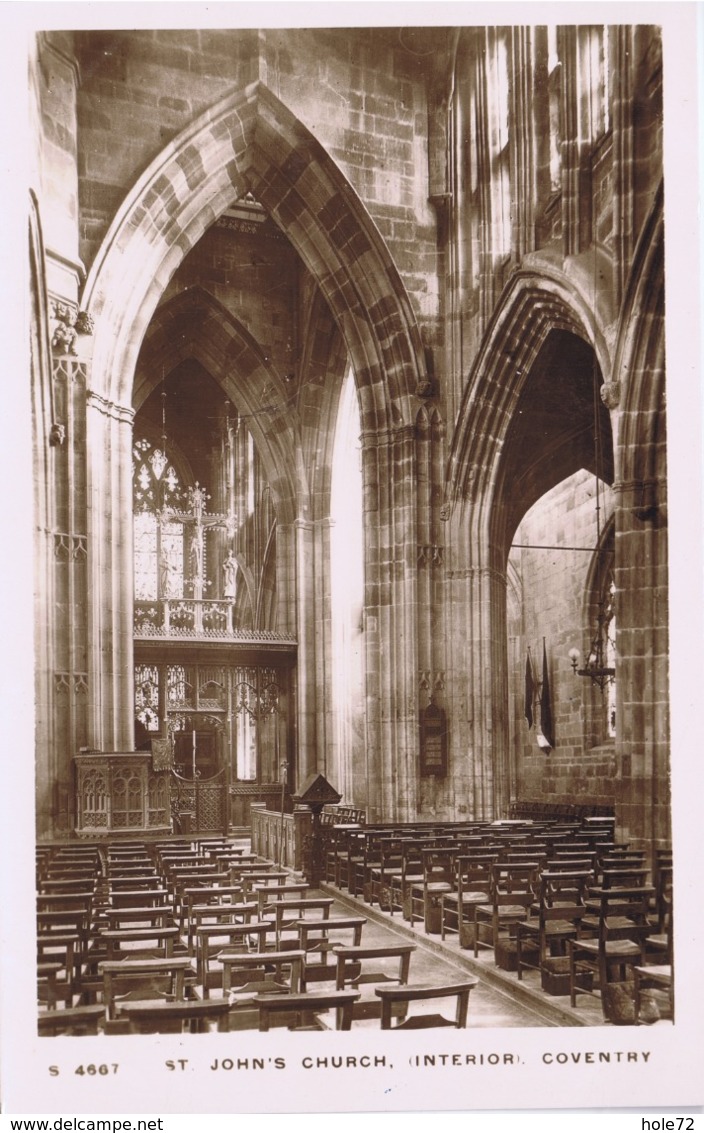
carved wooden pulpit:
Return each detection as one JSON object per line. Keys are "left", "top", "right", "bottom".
{"left": 74, "top": 751, "right": 172, "bottom": 837}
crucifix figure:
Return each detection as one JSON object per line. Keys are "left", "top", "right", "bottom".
{"left": 163, "top": 482, "right": 235, "bottom": 601}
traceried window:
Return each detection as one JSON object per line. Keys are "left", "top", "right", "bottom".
{"left": 133, "top": 437, "right": 185, "bottom": 600}
{"left": 135, "top": 664, "right": 160, "bottom": 733}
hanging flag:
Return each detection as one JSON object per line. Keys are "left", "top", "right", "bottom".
{"left": 540, "top": 639, "right": 554, "bottom": 749}
{"left": 524, "top": 649, "right": 534, "bottom": 729}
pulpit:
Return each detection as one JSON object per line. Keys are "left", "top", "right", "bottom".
{"left": 74, "top": 752, "right": 171, "bottom": 837}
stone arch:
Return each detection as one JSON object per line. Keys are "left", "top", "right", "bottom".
{"left": 448, "top": 265, "right": 613, "bottom": 554}
{"left": 613, "top": 185, "right": 665, "bottom": 518}
{"left": 294, "top": 286, "right": 349, "bottom": 521}
{"left": 135, "top": 286, "right": 305, "bottom": 527}
{"left": 608, "top": 186, "right": 669, "bottom": 852}
{"left": 81, "top": 81, "right": 425, "bottom": 433}
{"left": 444, "top": 266, "right": 615, "bottom": 819}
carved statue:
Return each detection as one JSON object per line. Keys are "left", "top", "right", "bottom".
{"left": 189, "top": 529, "right": 203, "bottom": 582}
{"left": 160, "top": 545, "right": 177, "bottom": 598}
{"left": 51, "top": 320, "right": 77, "bottom": 355}
{"left": 223, "top": 550, "right": 237, "bottom": 599}
{"left": 51, "top": 302, "right": 78, "bottom": 355}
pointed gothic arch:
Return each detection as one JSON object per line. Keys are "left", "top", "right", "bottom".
{"left": 135, "top": 286, "right": 305, "bottom": 527}
{"left": 81, "top": 81, "right": 425, "bottom": 431}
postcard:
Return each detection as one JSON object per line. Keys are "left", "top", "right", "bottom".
{"left": 1, "top": 1, "right": 702, "bottom": 1120}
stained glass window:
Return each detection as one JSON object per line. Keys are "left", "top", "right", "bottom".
{"left": 135, "top": 665, "right": 160, "bottom": 732}
{"left": 133, "top": 437, "right": 185, "bottom": 600}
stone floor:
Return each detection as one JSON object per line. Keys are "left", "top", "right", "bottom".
{"left": 313, "top": 881, "right": 673, "bottom": 1031}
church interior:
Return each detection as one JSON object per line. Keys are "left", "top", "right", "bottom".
{"left": 28, "top": 23, "right": 674, "bottom": 1033}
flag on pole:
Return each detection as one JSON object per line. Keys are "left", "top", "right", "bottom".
{"left": 524, "top": 649, "right": 534, "bottom": 729}
{"left": 540, "top": 639, "right": 554, "bottom": 748}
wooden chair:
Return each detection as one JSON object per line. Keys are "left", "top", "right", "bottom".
{"left": 187, "top": 901, "right": 258, "bottom": 954}
{"left": 109, "top": 887, "right": 168, "bottom": 909}
{"left": 388, "top": 840, "right": 427, "bottom": 919}
{"left": 38, "top": 1005, "right": 105, "bottom": 1036}
{"left": 194, "top": 921, "right": 274, "bottom": 996}
{"left": 180, "top": 884, "right": 246, "bottom": 933}
{"left": 104, "top": 906, "right": 176, "bottom": 930}
{"left": 515, "top": 870, "right": 593, "bottom": 992}
{"left": 37, "top": 932, "right": 82, "bottom": 1007}
{"left": 367, "top": 836, "right": 404, "bottom": 908}
{"left": 270, "top": 897, "right": 334, "bottom": 949}
{"left": 474, "top": 862, "right": 541, "bottom": 966}
{"left": 255, "top": 989, "right": 360, "bottom": 1031}
{"left": 632, "top": 885, "right": 674, "bottom": 1022}
{"left": 440, "top": 852, "right": 496, "bottom": 949}
{"left": 296, "top": 917, "right": 367, "bottom": 988}
{"left": 116, "top": 997, "right": 233, "bottom": 1033}
{"left": 567, "top": 886, "right": 655, "bottom": 1021}
{"left": 99, "top": 957, "right": 193, "bottom": 1020}
{"left": 631, "top": 962, "right": 673, "bottom": 1024}
{"left": 220, "top": 949, "right": 305, "bottom": 996}
{"left": 375, "top": 979, "right": 479, "bottom": 1029}
{"left": 97, "top": 925, "right": 182, "bottom": 961}
{"left": 409, "top": 847, "right": 456, "bottom": 933}
{"left": 253, "top": 882, "right": 310, "bottom": 917}
{"left": 336, "top": 828, "right": 367, "bottom": 892}
{"left": 333, "top": 943, "right": 415, "bottom": 1021}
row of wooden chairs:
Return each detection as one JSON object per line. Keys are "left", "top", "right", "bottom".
{"left": 37, "top": 837, "right": 479, "bottom": 1033}
{"left": 324, "top": 819, "right": 673, "bottom": 1025}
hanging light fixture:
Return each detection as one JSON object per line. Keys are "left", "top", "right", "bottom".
{"left": 567, "top": 336, "right": 615, "bottom": 694}
{"left": 568, "top": 599, "right": 615, "bottom": 692}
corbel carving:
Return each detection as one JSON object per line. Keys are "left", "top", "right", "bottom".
{"left": 75, "top": 310, "right": 94, "bottom": 335}
{"left": 49, "top": 422, "right": 66, "bottom": 446}
{"left": 600, "top": 381, "right": 621, "bottom": 410}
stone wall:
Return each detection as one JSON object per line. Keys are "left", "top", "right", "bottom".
{"left": 509, "top": 472, "right": 617, "bottom": 809}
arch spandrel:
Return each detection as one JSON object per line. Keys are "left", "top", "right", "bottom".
{"left": 447, "top": 266, "right": 615, "bottom": 550}
{"left": 81, "top": 81, "right": 425, "bottom": 433}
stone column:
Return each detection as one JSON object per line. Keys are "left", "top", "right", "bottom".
{"left": 362, "top": 426, "right": 419, "bottom": 821}
{"left": 613, "top": 478, "right": 669, "bottom": 853}
{"left": 38, "top": 349, "right": 90, "bottom": 835}
{"left": 85, "top": 388, "right": 135, "bottom": 752}
{"left": 291, "top": 517, "right": 317, "bottom": 784}
{"left": 445, "top": 502, "right": 510, "bottom": 822}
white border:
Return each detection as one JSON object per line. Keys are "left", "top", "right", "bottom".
{"left": 1, "top": 0, "right": 702, "bottom": 1118}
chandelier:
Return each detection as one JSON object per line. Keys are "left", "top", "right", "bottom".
{"left": 568, "top": 596, "right": 615, "bottom": 692}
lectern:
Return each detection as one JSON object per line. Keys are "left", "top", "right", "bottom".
{"left": 292, "top": 773, "right": 341, "bottom": 887}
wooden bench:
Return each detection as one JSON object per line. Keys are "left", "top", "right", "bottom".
{"left": 38, "top": 1005, "right": 105, "bottom": 1036}
{"left": 375, "top": 979, "right": 479, "bottom": 1029}
{"left": 297, "top": 917, "right": 367, "bottom": 987}
{"left": 333, "top": 943, "right": 415, "bottom": 1021}
{"left": 194, "top": 922, "right": 275, "bottom": 996}
{"left": 270, "top": 898, "right": 335, "bottom": 948}
{"left": 115, "top": 997, "right": 233, "bottom": 1033}
{"left": 99, "top": 957, "right": 193, "bottom": 1020}
{"left": 255, "top": 989, "right": 360, "bottom": 1031}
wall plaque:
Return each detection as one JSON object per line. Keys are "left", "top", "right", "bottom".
{"left": 420, "top": 700, "right": 448, "bottom": 778}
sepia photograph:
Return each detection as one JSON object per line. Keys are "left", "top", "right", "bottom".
{"left": 2, "top": 0, "right": 702, "bottom": 1118}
